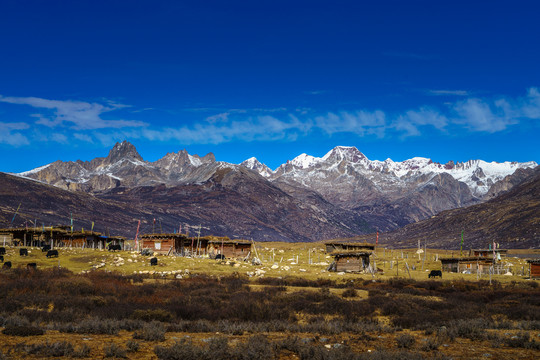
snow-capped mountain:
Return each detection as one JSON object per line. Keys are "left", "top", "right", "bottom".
{"left": 243, "top": 146, "right": 537, "bottom": 199}
{"left": 241, "top": 146, "right": 537, "bottom": 227}
{"left": 17, "top": 142, "right": 537, "bottom": 232}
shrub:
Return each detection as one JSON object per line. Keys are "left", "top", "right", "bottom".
{"left": 2, "top": 325, "right": 44, "bottom": 336}
{"left": 420, "top": 337, "right": 440, "bottom": 351}
{"left": 154, "top": 338, "right": 203, "bottom": 360}
{"left": 396, "top": 334, "right": 416, "bottom": 349}
{"left": 72, "top": 344, "right": 91, "bottom": 358}
{"left": 504, "top": 332, "right": 540, "bottom": 349}
{"left": 126, "top": 340, "right": 140, "bottom": 353}
{"left": 234, "top": 335, "right": 275, "bottom": 360}
{"left": 104, "top": 343, "right": 127, "bottom": 358}
{"left": 132, "top": 309, "right": 174, "bottom": 322}
{"left": 133, "top": 321, "right": 166, "bottom": 342}
{"left": 17, "top": 341, "right": 74, "bottom": 357}
{"left": 342, "top": 288, "right": 358, "bottom": 298}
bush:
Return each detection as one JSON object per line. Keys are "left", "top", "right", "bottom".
{"left": 72, "top": 344, "right": 91, "bottom": 358}
{"left": 154, "top": 338, "right": 203, "bottom": 360}
{"left": 104, "top": 343, "right": 127, "bottom": 358}
{"left": 396, "top": 334, "right": 416, "bottom": 349}
{"left": 420, "top": 338, "right": 440, "bottom": 351}
{"left": 342, "top": 288, "right": 358, "bottom": 298}
{"left": 2, "top": 325, "right": 44, "bottom": 336}
{"left": 126, "top": 339, "right": 140, "bottom": 352}
{"left": 132, "top": 309, "right": 174, "bottom": 322}
{"left": 504, "top": 332, "right": 540, "bottom": 349}
{"left": 133, "top": 321, "right": 166, "bottom": 342}
{"left": 17, "top": 341, "right": 74, "bottom": 357}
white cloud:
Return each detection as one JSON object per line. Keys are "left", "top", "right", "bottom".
{"left": 315, "top": 110, "right": 386, "bottom": 137}
{"left": 73, "top": 133, "right": 94, "bottom": 143}
{"left": 0, "top": 88, "right": 538, "bottom": 148}
{"left": 0, "top": 96, "right": 147, "bottom": 130}
{"left": 450, "top": 88, "right": 540, "bottom": 132}
{"left": 0, "top": 122, "right": 30, "bottom": 146}
{"left": 427, "top": 89, "right": 470, "bottom": 96}
{"left": 394, "top": 107, "right": 448, "bottom": 136}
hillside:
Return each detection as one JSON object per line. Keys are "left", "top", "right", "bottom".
{"left": 0, "top": 170, "right": 372, "bottom": 242}
{"left": 370, "top": 166, "right": 540, "bottom": 249}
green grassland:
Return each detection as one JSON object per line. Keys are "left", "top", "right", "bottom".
{"left": 2, "top": 242, "right": 536, "bottom": 284}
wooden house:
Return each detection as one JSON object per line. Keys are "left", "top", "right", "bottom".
{"left": 440, "top": 257, "right": 501, "bottom": 275}
{"left": 469, "top": 248, "right": 508, "bottom": 258}
{"left": 325, "top": 241, "right": 375, "bottom": 254}
{"left": 0, "top": 226, "right": 124, "bottom": 249}
{"left": 328, "top": 252, "right": 372, "bottom": 272}
{"left": 141, "top": 233, "right": 190, "bottom": 255}
{"left": 207, "top": 238, "right": 252, "bottom": 259}
{"left": 528, "top": 260, "right": 540, "bottom": 280}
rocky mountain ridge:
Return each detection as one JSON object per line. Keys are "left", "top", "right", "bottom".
{"left": 16, "top": 141, "right": 537, "bottom": 232}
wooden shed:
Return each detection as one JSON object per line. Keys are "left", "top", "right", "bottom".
{"left": 528, "top": 260, "right": 540, "bottom": 280}
{"left": 325, "top": 241, "right": 375, "bottom": 254}
{"left": 470, "top": 249, "right": 508, "bottom": 258}
{"left": 440, "top": 257, "right": 499, "bottom": 275}
{"left": 328, "top": 252, "right": 372, "bottom": 272}
{"left": 141, "top": 233, "right": 190, "bottom": 255}
{"left": 207, "top": 239, "right": 252, "bottom": 259}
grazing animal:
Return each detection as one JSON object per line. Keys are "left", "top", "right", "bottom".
{"left": 20, "top": 248, "right": 29, "bottom": 256}
{"left": 46, "top": 249, "right": 59, "bottom": 258}
{"left": 215, "top": 254, "right": 225, "bottom": 260}
{"left": 141, "top": 248, "right": 152, "bottom": 256}
{"left": 150, "top": 257, "right": 158, "bottom": 266}
{"left": 108, "top": 244, "right": 121, "bottom": 251}
{"left": 428, "top": 270, "right": 443, "bottom": 278}
{"left": 27, "top": 263, "right": 37, "bottom": 270}
{"left": 0, "top": 247, "right": 5, "bottom": 255}
{"left": 0, "top": 255, "right": 3, "bottom": 262}
{"left": 2, "top": 261, "right": 12, "bottom": 269}
{"left": 41, "top": 245, "right": 51, "bottom": 252}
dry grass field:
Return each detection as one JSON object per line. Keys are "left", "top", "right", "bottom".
{"left": 0, "top": 243, "right": 539, "bottom": 359}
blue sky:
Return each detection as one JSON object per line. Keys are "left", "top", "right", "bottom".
{"left": 1, "top": 0, "right": 539, "bottom": 173}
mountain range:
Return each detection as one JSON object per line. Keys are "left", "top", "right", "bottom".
{"left": 2, "top": 141, "right": 538, "bottom": 246}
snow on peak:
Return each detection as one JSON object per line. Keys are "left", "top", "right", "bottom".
{"left": 188, "top": 154, "right": 202, "bottom": 167}
{"left": 322, "top": 146, "right": 366, "bottom": 163}
{"left": 18, "top": 163, "right": 52, "bottom": 176}
{"left": 241, "top": 157, "right": 262, "bottom": 168}
{"left": 291, "top": 154, "right": 321, "bottom": 169}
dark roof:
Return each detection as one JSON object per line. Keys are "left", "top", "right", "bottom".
{"left": 333, "top": 251, "right": 372, "bottom": 258}
{"left": 208, "top": 239, "right": 251, "bottom": 245}
{"left": 440, "top": 257, "right": 494, "bottom": 262}
{"left": 141, "top": 233, "right": 188, "bottom": 239}
{"left": 325, "top": 241, "right": 375, "bottom": 247}
{"left": 527, "top": 259, "right": 540, "bottom": 264}
{"left": 472, "top": 249, "right": 508, "bottom": 252}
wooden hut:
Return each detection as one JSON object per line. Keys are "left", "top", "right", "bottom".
{"left": 328, "top": 251, "right": 372, "bottom": 272}
{"left": 207, "top": 238, "right": 252, "bottom": 259}
{"left": 325, "top": 241, "right": 375, "bottom": 254}
{"left": 440, "top": 257, "right": 500, "bottom": 275}
{"left": 141, "top": 233, "right": 190, "bottom": 255}
{"left": 470, "top": 249, "right": 508, "bottom": 258}
{"left": 528, "top": 260, "right": 540, "bottom": 279}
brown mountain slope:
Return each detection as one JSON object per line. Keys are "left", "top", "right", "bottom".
{"left": 0, "top": 172, "right": 144, "bottom": 236}
{"left": 371, "top": 166, "right": 540, "bottom": 249}
{"left": 0, "top": 169, "right": 373, "bottom": 242}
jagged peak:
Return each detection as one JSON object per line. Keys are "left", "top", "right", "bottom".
{"left": 105, "top": 141, "right": 143, "bottom": 164}
{"left": 322, "top": 146, "right": 366, "bottom": 163}
{"left": 241, "top": 157, "right": 262, "bottom": 168}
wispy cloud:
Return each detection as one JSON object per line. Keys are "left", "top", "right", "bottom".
{"left": 0, "top": 122, "right": 30, "bottom": 146}
{"left": 0, "top": 96, "right": 148, "bottom": 130}
{"left": 427, "top": 89, "right": 470, "bottom": 96}
{"left": 0, "top": 88, "right": 538, "bottom": 147}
